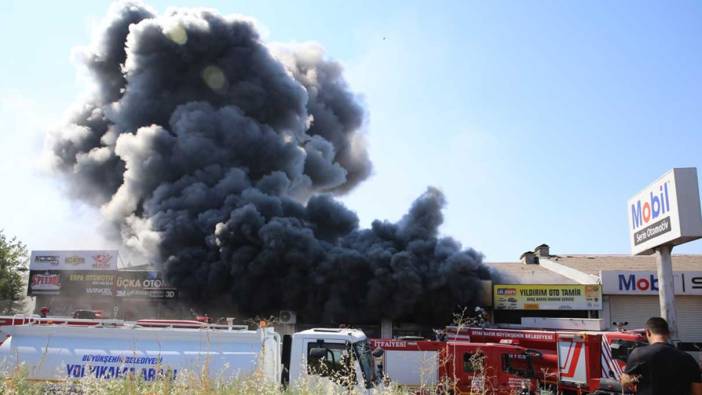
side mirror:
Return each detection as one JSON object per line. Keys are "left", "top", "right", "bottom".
{"left": 372, "top": 348, "right": 384, "bottom": 358}
{"left": 610, "top": 341, "right": 629, "bottom": 361}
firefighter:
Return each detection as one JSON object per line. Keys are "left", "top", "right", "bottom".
{"left": 621, "top": 317, "right": 702, "bottom": 395}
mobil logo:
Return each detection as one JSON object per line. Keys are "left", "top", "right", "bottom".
{"left": 630, "top": 181, "right": 670, "bottom": 230}
{"left": 618, "top": 273, "right": 658, "bottom": 292}
{"left": 603, "top": 270, "right": 702, "bottom": 295}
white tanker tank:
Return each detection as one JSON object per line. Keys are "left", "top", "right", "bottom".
{"left": 0, "top": 319, "right": 380, "bottom": 393}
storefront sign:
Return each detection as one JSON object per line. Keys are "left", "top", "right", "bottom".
{"left": 27, "top": 268, "right": 177, "bottom": 300}
{"left": 601, "top": 270, "right": 702, "bottom": 295}
{"left": 28, "top": 270, "right": 62, "bottom": 295}
{"left": 28, "top": 270, "right": 115, "bottom": 297}
{"left": 114, "top": 272, "right": 177, "bottom": 299}
{"left": 29, "top": 251, "right": 118, "bottom": 271}
{"left": 628, "top": 168, "right": 702, "bottom": 255}
{"left": 62, "top": 271, "right": 115, "bottom": 297}
{"left": 493, "top": 284, "right": 602, "bottom": 310}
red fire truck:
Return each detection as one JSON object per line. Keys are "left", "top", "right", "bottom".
{"left": 371, "top": 326, "right": 646, "bottom": 394}
{"left": 445, "top": 326, "right": 646, "bottom": 383}
{"left": 371, "top": 338, "right": 540, "bottom": 393}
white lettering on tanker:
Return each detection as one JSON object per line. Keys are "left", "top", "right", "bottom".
{"left": 372, "top": 340, "right": 414, "bottom": 348}
{"left": 65, "top": 354, "right": 176, "bottom": 381}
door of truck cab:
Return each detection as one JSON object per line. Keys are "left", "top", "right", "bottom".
{"left": 305, "top": 338, "right": 358, "bottom": 387}
{"left": 288, "top": 330, "right": 374, "bottom": 393}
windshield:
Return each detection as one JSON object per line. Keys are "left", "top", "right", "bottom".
{"left": 353, "top": 340, "right": 376, "bottom": 388}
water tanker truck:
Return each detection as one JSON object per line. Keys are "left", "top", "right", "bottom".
{"left": 0, "top": 318, "right": 381, "bottom": 392}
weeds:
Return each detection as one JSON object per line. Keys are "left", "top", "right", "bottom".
{"left": 0, "top": 369, "right": 389, "bottom": 395}
{"left": 0, "top": 356, "right": 405, "bottom": 395}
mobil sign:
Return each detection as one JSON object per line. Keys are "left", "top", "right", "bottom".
{"left": 628, "top": 168, "right": 702, "bottom": 255}
{"left": 601, "top": 270, "right": 702, "bottom": 295}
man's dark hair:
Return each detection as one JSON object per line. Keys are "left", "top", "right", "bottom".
{"left": 645, "top": 317, "right": 670, "bottom": 335}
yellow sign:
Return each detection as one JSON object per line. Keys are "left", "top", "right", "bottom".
{"left": 493, "top": 284, "right": 602, "bottom": 310}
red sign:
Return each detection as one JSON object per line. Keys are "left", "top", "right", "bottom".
{"left": 29, "top": 272, "right": 62, "bottom": 294}
{"left": 92, "top": 254, "right": 113, "bottom": 269}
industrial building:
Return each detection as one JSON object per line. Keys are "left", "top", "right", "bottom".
{"left": 492, "top": 244, "right": 702, "bottom": 346}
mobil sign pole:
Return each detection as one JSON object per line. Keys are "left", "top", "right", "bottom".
{"left": 627, "top": 168, "right": 702, "bottom": 339}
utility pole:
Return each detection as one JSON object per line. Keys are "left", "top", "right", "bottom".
{"left": 655, "top": 244, "right": 678, "bottom": 340}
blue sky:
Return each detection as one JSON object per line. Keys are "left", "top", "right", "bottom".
{"left": 1, "top": 0, "right": 701, "bottom": 262}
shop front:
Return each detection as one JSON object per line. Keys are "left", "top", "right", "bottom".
{"left": 601, "top": 270, "right": 702, "bottom": 343}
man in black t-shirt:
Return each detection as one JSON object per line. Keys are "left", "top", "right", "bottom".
{"left": 621, "top": 317, "right": 702, "bottom": 395}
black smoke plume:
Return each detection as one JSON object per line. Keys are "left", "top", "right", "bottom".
{"left": 47, "top": 2, "right": 493, "bottom": 324}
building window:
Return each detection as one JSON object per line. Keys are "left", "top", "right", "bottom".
{"left": 463, "top": 352, "right": 484, "bottom": 372}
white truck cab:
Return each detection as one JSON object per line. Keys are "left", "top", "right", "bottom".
{"left": 288, "top": 328, "right": 378, "bottom": 391}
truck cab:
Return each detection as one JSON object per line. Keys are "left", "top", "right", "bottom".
{"left": 289, "top": 328, "right": 378, "bottom": 391}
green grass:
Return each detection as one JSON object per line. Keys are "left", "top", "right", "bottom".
{"left": 0, "top": 367, "right": 412, "bottom": 395}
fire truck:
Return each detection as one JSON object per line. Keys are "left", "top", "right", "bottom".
{"left": 371, "top": 337, "right": 540, "bottom": 394}
{"left": 371, "top": 326, "right": 647, "bottom": 394}
{"left": 445, "top": 325, "right": 647, "bottom": 382}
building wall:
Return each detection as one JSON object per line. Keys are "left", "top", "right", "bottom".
{"left": 34, "top": 295, "right": 191, "bottom": 320}
{"left": 608, "top": 295, "right": 702, "bottom": 342}
{"left": 494, "top": 309, "right": 593, "bottom": 325}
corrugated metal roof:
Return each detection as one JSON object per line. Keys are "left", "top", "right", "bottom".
{"left": 488, "top": 262, "right": 578, "bottom": 284}
{"left": 547, "top": 254, "right": 702, "bottom": 275}
{"left": 119, "top": 263, "right": 158, "bottom": 271}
